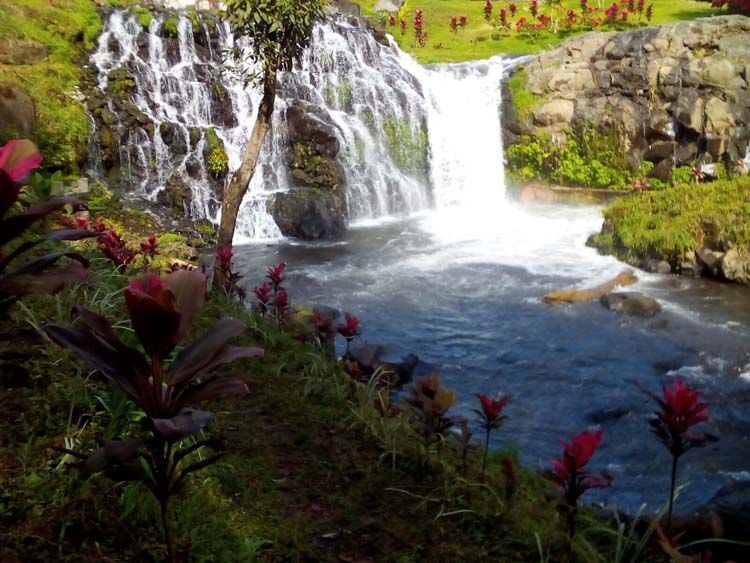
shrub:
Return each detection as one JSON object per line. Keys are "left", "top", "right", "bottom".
{"left": 44, "top": 269, "right": 263, "bottom": 562}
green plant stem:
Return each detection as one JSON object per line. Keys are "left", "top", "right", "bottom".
{"left": 481, "top": 428, "right": 491, "bottom": 482}
{"left": 667, "top": 455, "right": 678, "bottom": 532}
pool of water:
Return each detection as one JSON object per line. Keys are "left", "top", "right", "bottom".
{"left": 235, "top": 197, "right": 750, "bottom": 514}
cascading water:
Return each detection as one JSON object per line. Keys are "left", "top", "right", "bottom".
{"left": 89, "top": 11, "right": 434, "bottom": 241}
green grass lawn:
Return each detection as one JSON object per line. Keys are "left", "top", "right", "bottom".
{"left": 357, "top": 0, "right": 717, "bottom": 62}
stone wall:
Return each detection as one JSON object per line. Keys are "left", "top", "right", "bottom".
{"left": 503, "top": 15, "right": 750, "bottom": 182}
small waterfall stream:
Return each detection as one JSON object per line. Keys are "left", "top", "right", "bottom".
{"left": 90, "top": 11, "right": 438, "bottom": 241}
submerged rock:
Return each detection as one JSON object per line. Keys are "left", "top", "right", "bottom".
{"left": 600, "top": 292, "right": 662, "bottom": 317}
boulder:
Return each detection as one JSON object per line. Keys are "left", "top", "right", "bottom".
{"left": 600, "top": 292, "right": 662, "bottom": 317}
{"left": 268, "top": 188, "right": 347, "bottom": 240}
{"left": 156, "top": 174, "right": 193, "bottom": 215}
{"left": 0, "top": 84, "right": 36, "bottom": 137}
{"left": 720, "top": 247, "right": 750, "bottom": 284}
{"left": 696, "top": 247, "right": 724, "bottom": 277}
{"left": 372, "top": 0, "right": 403, "bottom": 12}
{"left": 0, "top": 38, "right": 48, "bottom": 64}
{"left": 585, "top": 406, "right": 630, "bottom": 424}
{"left": 532, "top": 99, "right": 575, "bottom": 127}
{"left": 707, "top": 481, "right": 750, "bottom": 543}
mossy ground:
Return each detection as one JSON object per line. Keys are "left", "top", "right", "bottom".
{"left": 0, "top": 0, "right": 103, "bottom": 171}
{"left": 592, "top": 175, "right": 750, "bottom": 263}
{"left": 357, "top": 0, "right": 715, "bottom": 63}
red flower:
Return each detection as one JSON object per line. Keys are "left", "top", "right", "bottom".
{"left": 639, "top": 379, "right": 716, "bottom": 456}
{"left": 515, "top": 16, "right": 527, "bottom": 30}
{"left": 500, "top": 8, "right": 508, "bottom": 27}
{"left": 509, "top": 2, "right": 517, "bottom": 15}
{"left": 530, "top": 0, "right": 539, "bottom": 17}
{"left": 388, "top": 14, "right": 396, "bottom": 26}
{"left": 215, "top": 247, "right": 233, "bottom": 267}
{"left": 632, "top": 177, "right": 650, "bottom": 191}
{"left": 274, "top": 289, "right": 289, "bottom": 314}
{"left": 691, "top": 166, "right": 705, "bottom": 183}
{"left": 336, "top": 312, "right": 361, "bottom": 342}
{"left": 545, "top": 430, "right": 612, "bottom": 505}
{"left": 0, "top": 139, "right": 43, "bottom": 183}
{"left": 400, "top": 18, "right": 408, "bottom": 35}
{"left": 450, "top": 15, "right": 459, "bottom": 33}
{"left": 484, "top": 0, "right": 493, "bottom": 20}
{"left": 266, "top": 262, "right": 286, "bottom": 290}
{"left": 475, "top": 393, "right": 511, "bottom": 430}
{"left": 459, "top": 15, "right": 468, "bottom": 27}
{"left": 254, "top": 283, "right": 271, "bottom": 305}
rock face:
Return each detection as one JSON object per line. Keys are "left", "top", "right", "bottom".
{"left": 0, "top": 38, "right": 48, "bottom": 65}
{"left": 600, "top": 292, "right": 662, "bottom": 317}
{"left": 506, "top": 16, "right": 750, "bottom": 176}
{"left": 0, "top": 84, "right": 36, "bottom": 138}
{"left": 268, "top": 101, "right": 347, "bottom": 240}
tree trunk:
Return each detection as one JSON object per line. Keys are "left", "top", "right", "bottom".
{"left": 215, "top": 65, "right": 278, "bottom": 271}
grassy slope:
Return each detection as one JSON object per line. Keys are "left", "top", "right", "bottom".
{"left": 358, "top": 0, "right": 715, "bottom": 63}
{"left": 0, "top": 0, "right": 102, "bottom": 171}
{"left": 593, "top": 175, "right": 750, "bottom": 262}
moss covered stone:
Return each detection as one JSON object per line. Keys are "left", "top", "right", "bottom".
{"left": 205, "top": 127, "right": 228, "bottom": 177}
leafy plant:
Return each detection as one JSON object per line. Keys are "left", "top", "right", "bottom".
{"left": 543, "top": 430, "right": 612, "bottom": 545}
{"left": 336, "top": 312, "right": 361, "bottom": 354}
{"left": 474, "top": 393, "right": 511, "bottom": 481}
{"left": 215, "top": 247, "right": 246, "bottom": 301}
{"left": 0, "top": 140, "right": 92, "bottom": 325}
{"left": 44, "top": 269, "right": 264, "bottom": 562}
{"left": 406, "top": 372, "right": 462, "bottom": 448}
{"left": 638, "top": 379, "right": 717, "bottom": 531}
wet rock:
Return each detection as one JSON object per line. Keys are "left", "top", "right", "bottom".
{"left": 720, "top": 248, "right": 750, "bottom": 284}
{"left": 600, "top": 292, "right": 662, "bottom": 317}
{"left": 268, "top": 188, "right": 346, "bottom": 240}
{"left": 159, "top": 121, "right": 187, "bottom": 157}
{"left": 641, "top": 259, "right": 672, "bottom": 275}
{"left": 707, "top": 482, "right": 750, "bottom": 545}
{"left": 585, "top": 406, "right": 630, "bottom": 424}
{"left": 696, "top": 247, "right": 724, "bottom": 277}
{"left": 0, "top": 84, "right": 36, "bottom": 137}
{"left": 346, "top": 343, "right": 419, "bottom": 385}
{"left": 156, "top": 174, "right": 193, "bottom": 217}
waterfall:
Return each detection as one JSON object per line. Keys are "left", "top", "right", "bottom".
{"left": 90, "top": 10, "right": 524, "bottom": 244}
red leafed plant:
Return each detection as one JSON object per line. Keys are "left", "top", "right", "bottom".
{"left": 474, "top": 393, "right": 511, "bottom": 481}
{"left": 509, "top": 2, "right": 517, "bottom": 16}
{"left": 543, "top": 429, "right": 612, "bottom": 542}
{"left": 336, "top": 312, "right": 361, "bottom": 353}
{"left": 530, "top": 0, "right": 539, "bottom": 18}
{"left": 253, "top": 282, "right": 271, "bottom": 315}
{"left": 639, "top": 379, "right": 718, "bottom": 530}
{"left": 140, "top": 234, "right": 159, "bottom": 263}
{"left": 44, "top": 269, "right": 263, "bottom": 562}
{"left": 266, "top": 261, "right": 286, "bottom": 292}
{"left": 0, "top": 140, "right": 93, "bottom": 326}
{"left": 98, "top": 227, "right": 140, "bottom": 272}
{"left": 484, "top": 0, "right": 493, "bottom": 20}
{"left": 711, "top": 0, "right": 750, "bottom": 14}
{"left": 406, "top": 372, "right": 463, "bottom": 447}
{"left": 215, "top": 246, "right": 246, "bottom": 301}
{"left": 450, "top": 15, "right": 459, "bottom": 34}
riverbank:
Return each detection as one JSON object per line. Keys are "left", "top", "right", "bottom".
{"left": 590, "top": 175, "right": 750, "bottom": 283}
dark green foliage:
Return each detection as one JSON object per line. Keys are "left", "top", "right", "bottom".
{"left": 224, "top": 0, "right": 329, "bottom": 75}
{"left": 505, "top": 124, "right": 644, "bottom": 189}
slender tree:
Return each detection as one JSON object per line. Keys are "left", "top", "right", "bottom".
{"left": 217, "top": 0, "right": 328, "bottom": 266}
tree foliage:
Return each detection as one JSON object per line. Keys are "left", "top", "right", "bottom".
{"left": 224, "top": 0, "right": 329, "bottom": 73}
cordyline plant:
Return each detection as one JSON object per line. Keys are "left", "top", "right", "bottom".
{"left": 543, "top": 429, "right": 612, "bottom": 543}
{"left": 215, "top": 247, "right": 246, "bottom": 301}
{"left": 336, "top": 312, "right": 361, "bottom": 354}
{"left": 638, "top": 379, "right": 717, "bottom": 531}
{"left": 406, "top": 372, "right": 463, "bottom": 448}
{"left": 44, "top": 269, "right": 263, "bottom": 562}
{"left": 0, "top": 140, "right": 93, "bottom": 326}
{"left": 474, "top": 393, "right": 511, "bottom": 481}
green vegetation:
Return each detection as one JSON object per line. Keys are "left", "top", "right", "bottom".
{"left": 506, "top": 67, "right": 538, "bottom": 124}
{"left": 592, "top": 175, "right": 750, "bottom": 262}
{"left": 134, "top": 7, "right": 153, "bottom": 30}
{"left": 506, "top": 123, "right": 656, "bottom": 190}
{"left": 0, "top": 0, "right": 102, "bottom": 171}
{"left": 383, "top": 116, "right": 429, "bottom": 177}
{"left": 356, "top": 0, "right": 715, "bottom": 63}
{"left": 206, "top": 128, "right": 229, "bottom": 177}
{"left": 162, "top": 17, "right": 179, "bottom": 38}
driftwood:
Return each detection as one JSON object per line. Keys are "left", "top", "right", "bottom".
{"left": 542, "top": 270, "right": 638, "bottom": 304}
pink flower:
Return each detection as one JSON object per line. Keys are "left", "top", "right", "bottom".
{"left": 0, "top": 139, "right": 43, "bottom": 182}
{"left": 545, "top": 430, "right": 612, "bottom": 506}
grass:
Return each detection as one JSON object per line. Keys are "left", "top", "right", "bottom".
{"left": 0, "top": 0, "right": 102, "bottom": 171}
{"left": 356, "top": 0, "right": 716, "bottom": 63}
{"left": 592, "top": 175, "right": 750, "bottom": 262}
